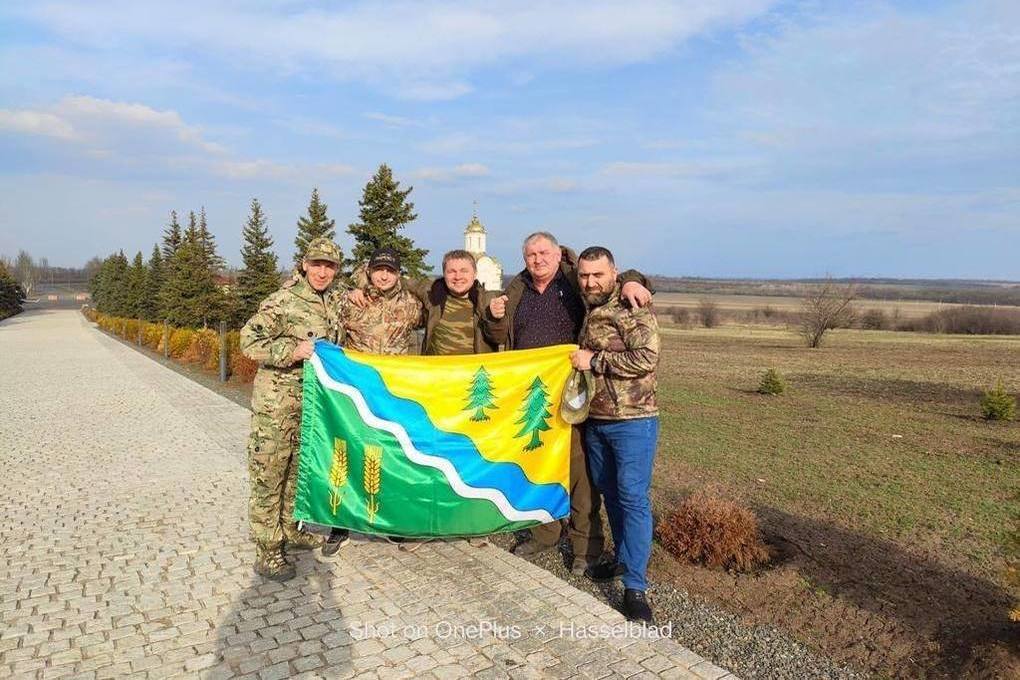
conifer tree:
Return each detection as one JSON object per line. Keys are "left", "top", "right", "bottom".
{"left": 465, "top": 366, "right": 498, "bottom": 421}
{"left": 236, "top": 198, "right": 281, "bottom": 324}
{"left": 294, "top": 188, "right": 336, "bottom": 267}
{"left": 347, "top": 164, "right": 430, "bottom": 277}
{"left": 162, "top": 220, "right": 222, "bottom": 327}
{"left": 161, "top": 211, "right": 182, "bottom": 261}
{"left": 0, "top": 260, "right": 24, "bottom": 320}
{"left": 514, "top": 377, "right": 553, "bottom": 451}
{"left": 143, "top": 245, "right": 164, "bottom": 321}
{"left": 92, "top": 251, "right": 131, "bottom": 316}
{"left": 198, "top": 206, "right": 224, "bottom": 270}
{"left": 126, "top": 251, "right": 147, "bottom": 319}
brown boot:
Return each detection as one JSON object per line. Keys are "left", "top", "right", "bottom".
{"left": 254, "top": 546, "right": 296, "bottom": 582}
{"left": 286, "top": 532, "right": 324, "bottom": 551}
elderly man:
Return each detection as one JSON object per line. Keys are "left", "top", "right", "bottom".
{"left": 483, "top": 231, "right": 652, "bottom": 574}
{"left": 240, "top": 237, "right": 347, "bottom": 581}
{"left": 570, "top": 246, "right": 660, "bottom": 623}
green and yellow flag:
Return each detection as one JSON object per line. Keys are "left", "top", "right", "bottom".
{"left": 295, "top": 340, "right": 576, "bottom": 538}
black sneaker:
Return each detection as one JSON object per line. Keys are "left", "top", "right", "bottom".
{"left": 320, "top": 529, "right": 350, "bottom": 559}
{"left": 584, "top": 561, "right": 626, "bottom": 583}
{"left": 623, "top": 589, "right": 653, "bottom": 623}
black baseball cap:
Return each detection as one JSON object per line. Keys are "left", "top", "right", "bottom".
{"left": 368, "top": 247, "right": 401, "bottom": 272}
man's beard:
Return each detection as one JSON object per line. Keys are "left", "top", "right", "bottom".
{"left": 582, "top": 290, "right": 612, "bottom": 307}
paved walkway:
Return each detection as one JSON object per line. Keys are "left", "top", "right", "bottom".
{"left": 0, "top": 310, "right": 737, "bottom": 679}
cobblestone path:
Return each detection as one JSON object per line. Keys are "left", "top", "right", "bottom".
{"left": 0, "top": 310, "right": 738, "bottom": 679}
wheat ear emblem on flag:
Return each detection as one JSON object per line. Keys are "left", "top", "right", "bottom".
{"left": 363, "top": 445, "right": 382, "bottom": 524}
{"left": 328, "top": 438, "right": 348, "bottom": 515}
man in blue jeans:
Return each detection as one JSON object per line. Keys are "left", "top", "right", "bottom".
{"left": 570, "top": 246, "right": 660, "bottom": 623}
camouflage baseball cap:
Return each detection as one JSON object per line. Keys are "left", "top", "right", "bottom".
{"left": 303, "top": 237, "right": 342, "bottom": 265}
{"left": 560, "top": 368, "right": 594, "bottom": 425}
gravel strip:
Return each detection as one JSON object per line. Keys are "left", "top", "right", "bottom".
{"left": 485, "top": 535, "right": 869, "bottom": 680}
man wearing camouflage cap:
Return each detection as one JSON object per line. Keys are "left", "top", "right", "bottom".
{"left": 240, "top": 236, "right": 349, "bottom": 581}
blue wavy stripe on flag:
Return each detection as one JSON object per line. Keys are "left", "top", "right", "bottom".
{"left": 313, "top": 341, "right": 569, "bottom": 517}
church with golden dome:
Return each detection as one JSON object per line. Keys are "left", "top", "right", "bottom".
{"left": 463, "top": 210, "right": 503, "bottom": 291}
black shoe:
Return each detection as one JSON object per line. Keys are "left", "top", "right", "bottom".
{"left": 584, "top": 561, "right": 626, "bottom": 583}
{"left": 320, "top": 529, "right": 350, "bottom": 559}
{"left": 623, "top": 589, "right": 653, "bottom": 623}
{"left": 384, "top": 536, "right": 406, "bottom": 544}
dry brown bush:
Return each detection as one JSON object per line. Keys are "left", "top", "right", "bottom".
{"left": 168, "top": 328, "right": 194, "bottom": 359}
{"left": 656, "top": 488, "right": 770, "bottom": 571}
{"left": 228, "top": 331, "right": 258, "bottom": 382}
{"left": 697, "top": 299, "right": 721, "bottom": 328}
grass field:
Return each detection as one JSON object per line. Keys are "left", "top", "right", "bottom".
{"left": 650, "top": 323, "right": 1019, "bottom": 675}
{"left": 653, "top": 291, "right": 1013, "bottom": 320}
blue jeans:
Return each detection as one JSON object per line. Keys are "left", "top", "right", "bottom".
{"left": 584, "top": 416, "right": 659, "bottom": 591}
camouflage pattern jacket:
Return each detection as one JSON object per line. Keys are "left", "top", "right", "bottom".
{"left": 580, "top": 285, "right": 660, "bottom": 420}
{"left": 337, "top": 280, "right": 425, "bottom": 355}
{"left": 240, "top": 274, "right": 344, "bottom": 417}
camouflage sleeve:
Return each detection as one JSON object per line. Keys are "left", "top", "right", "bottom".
{"left": 240, "top": 294, "right": 299, "bottom": 368}
{"left": 617, "top": 269, "right": 655, "bottom": 295}
{"left": 328, "top": 287, "right": 350, "bottom": 344}
{"left": 409, "top": 295, "right": 426, "bottom": 330}
{"left": 402, "top": 276, "right": 432, "bottom": 305}
{"left": 594, "top": 307, "right": 659, "bottom": 378}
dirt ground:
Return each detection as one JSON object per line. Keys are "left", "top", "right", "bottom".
{"left": 651, "top": 325, "right": 1020, "bottom": 678}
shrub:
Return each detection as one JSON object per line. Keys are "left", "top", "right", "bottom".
{"left": 672, "top": 307, "right": 692, "bottom": 328}
{"left": 181, "top": 329, "right": 219, "bottom": 368}
{"left": 981, "top": 382, "right": 1016, "bottom": 421}
{"left": 656, "top": 488, "right": 770, "bottom": 571}
{"left": 860, "top": 308, "right": 889, "bottom": 330}
{"left": 168, "top": 328, "right": 194, "bottom": 359}
{"left": 799, "top": 279, "right": 856, "bottom": 348}
{"left": 698, "top": 299, "right": 720, "bottom": 328}
{"left": 228, "top": 331, "right": 258, "bottom": 382}
{"left": 142, "top": 323, "right": 163, "bottom": 350}
{"left": 758, "top": 368, "right": 786, "bottom": 395}
{"left": 918, "top": 306, "right": 1020, "bottom": 335}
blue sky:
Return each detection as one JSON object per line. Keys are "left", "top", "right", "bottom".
{"left": 0, "top": 0, "right": 1017, "bottom": 278}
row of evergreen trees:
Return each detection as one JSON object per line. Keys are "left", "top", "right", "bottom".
{"left": 0, "top": 260, "right": 26, "bottom": 320}
{"left": 89, "top": 164, "right": 429, "bottom": 329}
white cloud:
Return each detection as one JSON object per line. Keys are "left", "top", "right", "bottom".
{"left": 364, "top": 112, "right": 422, "bottom": 128}
{"left": 0, "top": 95, "right": 225, "bottom": 154}
{"left": 8, "top": 1, "right": 779, "bottom": 98}
{"left": 411, "top": 163, "right": 491, "bottom": 182}
{"left": 712, "top": 1, "right": 1020, "bottom": 156}
{"left": 0, "top": 109, "right": 75, "bottom": 139}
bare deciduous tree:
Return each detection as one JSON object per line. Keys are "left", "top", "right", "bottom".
{"left": 799, "top": 278, "right": 856, "bottom": 348}
{"left": 15, "top": 250, "right": 36, "bottom": 298}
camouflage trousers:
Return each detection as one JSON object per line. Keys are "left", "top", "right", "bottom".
{"left": 247, "top": 411, "right": 306, "bottom": 552}
{"left": 530, "top": 425, "right": 605, "bottom": 561}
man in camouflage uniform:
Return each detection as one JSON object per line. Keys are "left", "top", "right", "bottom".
{"left": 240, "top": 237, "right": 346, "bottom": 581}
{"left": 570, "top": 246, "right": 660, "bottom": 623}
{"left": 336, "top": 247, "right": 424, "bottom": 354}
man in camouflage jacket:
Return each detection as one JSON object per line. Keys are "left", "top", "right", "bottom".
{"left": 240, "top": 237, "right": 346, "bottom": 581}
{"left": 570, "top": 246, "right": 660, "bottom": 624}
{"left": 336, "top": 247, "right": 424, "bottom": 355}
